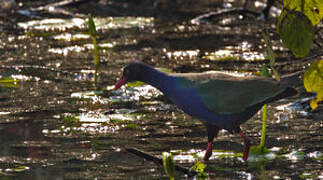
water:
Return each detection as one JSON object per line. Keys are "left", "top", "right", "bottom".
{"left": 0, "top": 0, "right": 322, "bottom": 179}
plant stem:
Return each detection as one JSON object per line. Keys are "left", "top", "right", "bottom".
{"left": 88, "top": 14, "right": 99, "bottom": 86}
{"left": 92, "top": 36, "right": 99, "bottom": 85}
{"left": 260, "top": 104, "right": 267, "bottom": 148}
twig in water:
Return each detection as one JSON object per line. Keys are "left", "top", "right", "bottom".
{"left": 126, "top": 148, "right": 198, "bottom": 177}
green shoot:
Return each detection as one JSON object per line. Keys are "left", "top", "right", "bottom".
{"left": 88, "top": 14, "right": 99, "bottom": 86}
{"left": 258, "top": 65, "right": 270, "bottom": 152}
{"left": 260, "top": 104, "right": 267, "bottom": 148}
{"left": 250, "top": 31, "right": 282, "bottom": 156}
{"left": 162, "top": 152, "right": 175, "bottom": 180}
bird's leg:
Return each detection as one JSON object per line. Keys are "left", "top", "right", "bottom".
{"left": 239, "top": 130, "right": 250, "bottom": 162}
{"left": 203, "top": 124, "right": 219, "bottom": 161}
{"left": 204, "top": 141, "right": 213, "bottom": 161}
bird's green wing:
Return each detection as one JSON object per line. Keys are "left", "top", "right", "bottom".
{"left": 173, "top": 72, "right": 287, "bottom": 114}
{"left": 195, "top": 78, "right": 286, "bottom": 114}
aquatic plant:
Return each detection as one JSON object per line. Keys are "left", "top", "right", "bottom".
{"left": 87, "top": 14, "right": 99, "bottom": 85}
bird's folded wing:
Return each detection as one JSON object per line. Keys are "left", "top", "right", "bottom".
{"left": 194, "top": 78, "right": 286, "bottom": 114}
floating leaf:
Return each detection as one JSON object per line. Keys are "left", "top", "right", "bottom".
{"left": 303, "top": 60, "right": 323, "bottom": 109}
{"left": 11, "top": 165, "right": 30, "bottom": 172}
{"left": 191, "top": 160, "right": 208, "bottom": 179}
{"left": 127, "top": 81, "right": 146, "bottom": 88}
{"left": 0, "top": 77, "right": 19, "bottom": 87}
{"left": 63, "top": 116, "right": 80, "bottom": 124}
{"left": 279, "top": 10, "right": 314, "bottom": 57}
{"left": 250, "top": 145, "right": 270, "bottom": 155}
{"left": 283, "top": 0, "right": 323, "bottom": 25}
{"left": 162, "top": 152, "right": 175, "bottom": 180}
{"left": 191, "top": 160, "right": 205, "bottom": 172}
{"left": 248, "top": 145, "right": 275, "bottom": 162}
{"left": 284, "top": 150, "right": 305, "bottom": 160}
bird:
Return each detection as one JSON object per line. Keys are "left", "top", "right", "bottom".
{"left": 114, "top": 61, "right": 298, "bottom": 162}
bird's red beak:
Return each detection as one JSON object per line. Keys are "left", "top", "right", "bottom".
{"left": 114, "top": 76, "right": 127, "bottom": 91}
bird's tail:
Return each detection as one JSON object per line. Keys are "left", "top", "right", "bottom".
{"left": 280, "top": 71, "right": 304, "bottom": 87}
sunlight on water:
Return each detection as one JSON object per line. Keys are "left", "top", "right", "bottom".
{"left": 236, "top": 171, "right": 253, "bottom": 180}
{"left": 91, "top": 17, "right": 154, "bottom": 30}
{"left": 48, "top": 45, "right": 86, "bottom": 56}
{"left": 283, "top": 150, "right": 305, "bottom": 162}
{"left": 18, "top": 18, "right": 85, "bottom": 31}
{"left": 254, "top": 1, "right": 266, "bottom": 8}
{"left": 165, "top": 49, "right": 200, "bottom": 60}
{"left": 220, "top": 17, "right": 234, "bottom": 25}
{"left": 48, "top": 43, "right": 115, "bottom": 56}
{"left": 307, "top": 151, "right": 322, "bottom": 159}
{"left": 275, "top": 97, "right": 313, "bottom": 119}
{"left": 82, "top": 152, "right": 101, "bottom": 161}
{"left": 11, "top": 74, "right": 38, "bottom": 81}
{"left": 71, "top": 91, "right": 108, "bottom": 104}
{"left": 204, "top": 44, "right": 265, "bottom": 61}
{"left": 78, "top": 112, "right": 109, "bottom": 123}
{"left": 84, "top": 42, "right": 115, "bottom": 50}
{"left": 53, "top": 33, "right": 90, "bottom": 41}
{"left": 77, "top": 111, "right": 139, "bottom": 123}
{"left": 248, "top": 151, "right": 276, "bottom": 162}
{"left": 170, "top": 149, "right": 242, "bottom": 163}
{"left": 42, "top": 123, "right": 120, "bottom": 136}
{"left": 113, "top": 84, "right": 163, "bottom": 102}
{"left": 1, "top": 165, "right": 30, "bottom": 173}
{"left": 18, "top": 17, "right": 154, "bottom": 31}
{"left": 43, "top": 108, "right": 145, "bottom": 136}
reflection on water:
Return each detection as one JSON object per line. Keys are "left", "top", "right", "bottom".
{"left": 17, "top": 17, "right": 154, "bottom": 31}
{"left": 0, "top": 0, "right": 322, "bottom": 179}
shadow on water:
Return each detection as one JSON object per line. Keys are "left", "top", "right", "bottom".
{"left": 0, "top": 0, "right": 322, "bottom": 179}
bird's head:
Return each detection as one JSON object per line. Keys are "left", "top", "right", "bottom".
{"left": 114, "top": 61, "right": 148, "bottom": 90}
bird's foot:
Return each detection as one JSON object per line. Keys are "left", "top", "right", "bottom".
{"left": 203, "top": 142, "right": 213, "bottom": 161}
{"left": 239, "top": 131, "right": 250, "bottom": 163}
{"left": 243, "top": 146, "right": 249, "bottom": 162}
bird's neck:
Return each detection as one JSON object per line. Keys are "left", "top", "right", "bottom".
{"left": 141, "top": 67, "right": 173, "bottom": 93}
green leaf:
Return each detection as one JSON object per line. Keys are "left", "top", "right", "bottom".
{"left": 261, "top": 64, "right": 270, "bottom": 78}
{"left": 162, "top": 152, "right": 175, "bottom": 180}
{"left": 0, "top": 77, "right": 19, "bottom": 87}
{"left": 279, "top": 10, "right": 314, "bottom": 58}
{"left": 88, "top": 14, "right": 97, "bottom": 37}
{"left": 191, "top": 160, "right": 205, "bottom": 173}
{"left": 283, "top": 0, "right": 323, "bottom": 25}
{"left": 277, "top": 9, "right": 288, "bottom": 35}
{"left": 191, "top": 161, "right": 209, "bottom": 179}
{"left": 304, "top": 60, "right": 323, "bottom": 109}
{"left": 260, "top": 104, "right": 267, "bottom": 148}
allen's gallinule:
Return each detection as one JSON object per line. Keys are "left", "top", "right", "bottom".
{"left": 114, "top": 61, "right": 298, "bottom": 161}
